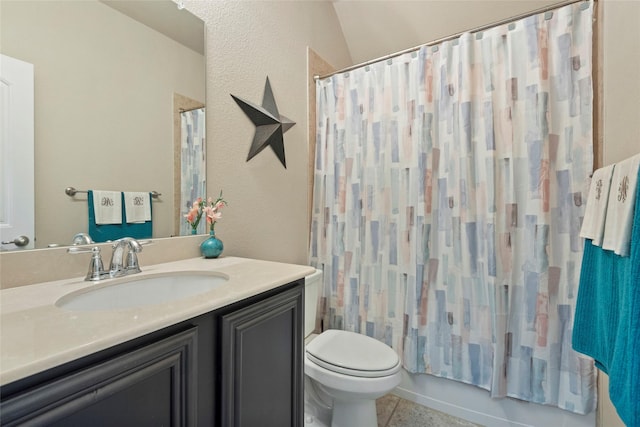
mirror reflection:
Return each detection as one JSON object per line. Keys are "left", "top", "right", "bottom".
{"left": 0, "top": 0, "right": 205, "bottom": 249}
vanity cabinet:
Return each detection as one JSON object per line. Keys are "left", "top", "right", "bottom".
{"left": 0, "top": 328, "right": 199, "bottom": 426}
{"left": 220, "top": 282, "right": 303, "bottom": 426}
{"left": 0, "top": 280, "right": 303, "bottom": 427}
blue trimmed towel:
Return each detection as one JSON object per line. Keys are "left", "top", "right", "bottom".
{"left": 572, "top": 167, "right": 640, "bottom": 426}
{"left": 123, "top": 192, "right": 152, "bottom": 223}
{"left": 602, "top": 154, "right": 640, "bottom": 256}
{"left": 88, "top": 191, "right": 153, "bottom": 242}
{"left": 579, "top": 164, "right": 614, "bottom": 246}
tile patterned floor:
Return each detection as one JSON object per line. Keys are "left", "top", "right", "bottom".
{"left": 376, "top": 394, "right": 483, "bottom": 427}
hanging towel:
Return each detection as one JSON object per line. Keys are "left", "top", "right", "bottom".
{"left": 123, "top": 192, "right": 152, "bottom": 223}
{"left": 88, "top": 191, "right": 125, "bottom": 242}
{"left": 88, "top": 191, "right": 153, "bottom": 243}
{"left": 579, "top": 164, "right": 615, "bottom": 246}
{"left": 91, "top": 190, "right": 122, "bottom": 224}
{"left": 602, "top": 153, "right": 640, "bottom": 256}
{"left": 573, "top": 167, "right": 640, "bottom": 426}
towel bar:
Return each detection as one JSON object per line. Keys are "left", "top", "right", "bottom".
{"left": 65, "top": 187, "right": 161, "bottom": 199}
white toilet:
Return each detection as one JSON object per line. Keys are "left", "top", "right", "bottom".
{"left": 304, "top": 269, "right": 402, "bottom": 427}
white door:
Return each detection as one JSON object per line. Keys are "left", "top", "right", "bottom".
{"left": 1, "top": 54, "right": 34, "bottom": 250}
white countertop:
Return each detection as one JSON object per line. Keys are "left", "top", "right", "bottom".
{"left": 0, "top": 256, "right": 315, "bottom": 386}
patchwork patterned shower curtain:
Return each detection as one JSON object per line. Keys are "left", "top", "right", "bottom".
{"left": 309, "top": 2, "right": 596, "bottom": 413}
{"left": 180, "top": 108, "right": 207, "bottom": 236}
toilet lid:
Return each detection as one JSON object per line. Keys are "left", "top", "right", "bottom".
{"left": 306, "top": 330, "right": 400, "bottom": 378}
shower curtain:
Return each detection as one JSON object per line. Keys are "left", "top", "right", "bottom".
{"left": 180, "top": 108, "right": 207, "bottom": 236}
{"left": 310, "top": 2, "right": 595, "bottom": 414}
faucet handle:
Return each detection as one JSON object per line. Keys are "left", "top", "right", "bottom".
{"left": 124, "top": 239, "right": 153, "bottom": 274}
{"left": 125, "top": 240, "right": 143, "bottom": 274}
{"left": 68, "top": 246, "right": 107, "bottom": 281}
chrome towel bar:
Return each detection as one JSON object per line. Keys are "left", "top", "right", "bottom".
{"left": 65, "top": 187, "right": 161, "bottom": 199}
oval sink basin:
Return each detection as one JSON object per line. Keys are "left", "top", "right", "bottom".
{"left": 56, "top": 272, "right": 228, "bottom": 311}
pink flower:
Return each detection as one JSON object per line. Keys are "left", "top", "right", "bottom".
{"left": 185, "top": 198, "right": 206, "bottom": 230}
{"left": 205, "top": 206, "right": 222, "bottom": 224}
{"left": 215, "top": 201, "right": 226, "bottom": 210}
{"left": 203, "top": 206, "right": 213, "bottom": 221}
{"left": 185, "top": 206, "right": 199, "bottom": 223}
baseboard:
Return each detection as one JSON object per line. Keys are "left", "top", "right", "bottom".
{"left": 392, "top": 386, "right": 532, "bottom": 427}
{"left": 393, "top": 370, "right": 595, "bottom": 427}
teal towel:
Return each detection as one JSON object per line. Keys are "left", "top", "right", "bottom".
{"left": 88, "top": 191, "right": 152, "bottom": 243}
{"left": 572, "top": 168, "right": 640, "bottom": 426}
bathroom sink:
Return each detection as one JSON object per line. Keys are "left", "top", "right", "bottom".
{"left": 56, "top": 272, "right": 229, "bottom": 311}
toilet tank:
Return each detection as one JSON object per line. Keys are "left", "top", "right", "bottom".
{"left": 304, "top": 269, "right": 322, "bottom": 338}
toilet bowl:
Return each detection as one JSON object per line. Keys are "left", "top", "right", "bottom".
{"left": 304, "top": 270, "right": 402, "bottom": 427}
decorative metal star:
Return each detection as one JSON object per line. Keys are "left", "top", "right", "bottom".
{"left": 231, "top": 77, "right": 295, "bottom": 168}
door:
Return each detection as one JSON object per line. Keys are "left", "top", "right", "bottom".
{"left": 220, "top": 285, "right": 304, "bottom": 427}
{"left": 0, "top": 54, "right": 34, "bottom": 250}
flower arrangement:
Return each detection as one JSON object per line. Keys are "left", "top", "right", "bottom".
{"left": 204, "top": 191, "right": 227, "bottom": 233}
{"left": 185, "top": 191, "right": 227, "bottom": 234}
{"left": 185, "top": 197, "right": 204, "bottom": 234}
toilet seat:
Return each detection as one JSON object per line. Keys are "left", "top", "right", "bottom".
{"left": 306, "top": 330, "right": 401, "bottom": 378}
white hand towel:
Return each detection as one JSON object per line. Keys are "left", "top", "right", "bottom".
{"left": 123, "top": 192, "right": 151, "bottom": 223}
{"left": 579, "top": 164, "right": 615, "bottom": 246}
{"left": 602, "top": 153, "right": 640, "bottom": 256}
{"left": 92, "top": 190, "right": 122, "bottom": 225}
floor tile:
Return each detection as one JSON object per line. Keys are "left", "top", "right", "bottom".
{"left": 376, "top": 394, "right": 400, "bottom": 427}
{"left": 377, "top": 395, "right": 483, "bottom": 427}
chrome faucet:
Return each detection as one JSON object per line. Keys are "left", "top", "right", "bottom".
{"left": 68, "top": 237, "right": 149, "bottom": 281}
{"left": 72, "top": 233, "right": 94, "bottom": 245}
{"left": 108, "top": 237, "right": 143, "bottom": 277}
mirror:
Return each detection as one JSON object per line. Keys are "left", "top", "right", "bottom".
{"left": 0, "top": 0, "right": 205, "bottom": 249}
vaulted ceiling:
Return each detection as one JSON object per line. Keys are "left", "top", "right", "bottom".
{"left": 331, "top": 0, "right": 559, "bottom": 65}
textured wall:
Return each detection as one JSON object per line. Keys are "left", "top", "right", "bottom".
{"left": 599, "top": 2, "right": 640, "bottom": 426}
{"left": 184, "top": 1, "right": 352, "bottom": 265}
{"left": 602, "top": 0, "right": 640, "bottom": 165}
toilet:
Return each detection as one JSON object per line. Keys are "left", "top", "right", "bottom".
{"left": 304, "top": 269, "right": 402, "bottom": 427}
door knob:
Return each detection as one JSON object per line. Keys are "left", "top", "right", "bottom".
{"left": 1, "top": 235, "right": 30, "bottom": 247}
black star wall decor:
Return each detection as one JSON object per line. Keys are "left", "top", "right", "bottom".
{"left": 231, "top": 77, "right": 295, "bottom": 168}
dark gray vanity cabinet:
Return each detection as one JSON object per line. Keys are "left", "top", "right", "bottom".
{"left": 0, "top": 280, "right": 303, "bottom": 427}
{"left": 0, "top": 327, "right": 201, "bottom": 426}
{"left": 220, "top": 284, "right": 304, "bottom": 427}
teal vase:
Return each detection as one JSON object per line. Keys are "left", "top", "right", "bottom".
{"left": 200, "top": 230, "right": 223, "bottom": 258}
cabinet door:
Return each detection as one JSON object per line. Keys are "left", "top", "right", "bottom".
{"left": 1, "top": 327, "right": 198, "bottom": 427}
{"left": 221, "top": 285, "right": 303, "bottom": 427}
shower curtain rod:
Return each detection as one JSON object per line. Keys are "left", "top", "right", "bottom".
{"left": 315, "top": 0, "right": 589, "bottom": 81}
{"left": 179, "top": 106, "right": 204, "bottom": 113}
